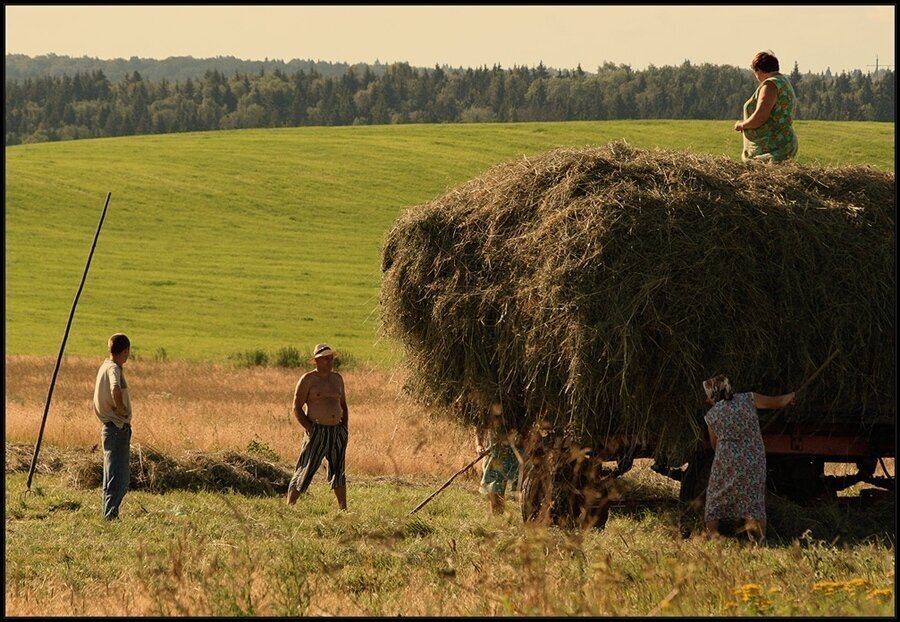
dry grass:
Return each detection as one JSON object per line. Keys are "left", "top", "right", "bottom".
{"left": 6, "top": 353, "right": 891, "bottom": 496}
{"left": 4, "top": 467, "right": 895, "bottom": 617}
{"left": 4, "top": 355, "right": 474, "bottom": 479}
{"left": 5, "top": 356, "right": 894, "bottom": 617}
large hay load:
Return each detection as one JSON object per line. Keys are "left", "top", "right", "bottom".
{"left": 380, "top": 141, "right": 895, "bottom": 501}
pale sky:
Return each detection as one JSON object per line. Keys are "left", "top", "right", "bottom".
{"left": 4, "top": 5, "right": 895, "bottom": 74}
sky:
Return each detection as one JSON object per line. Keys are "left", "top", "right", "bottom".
{"left": 4, "top": 5, "right": 895, "bottom": 75}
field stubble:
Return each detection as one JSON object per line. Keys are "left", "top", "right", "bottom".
{"left": 5, "top": 354, "right": 894, "bottom": 498}
{"left": 4, "top": 355, "right": 473, "bottom": 479}
{"left": 5, "top": 355, "right": 895, "bottom": 616}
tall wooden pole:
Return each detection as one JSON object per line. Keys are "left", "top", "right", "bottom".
{"left": 26, "top": 192, "right": 112, "bottom": 491}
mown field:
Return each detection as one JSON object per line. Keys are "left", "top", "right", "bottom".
{"left": 5, "top": 468, "right": 895, "bottom": 616}
{"left": 4, "top": 354, "right": 896, "bottom": 616}
{"left": 5, "top": 121, "right": 895, "bottom": 615}
{"left": 5, "top": 120, "right": 894, "bottom": 364}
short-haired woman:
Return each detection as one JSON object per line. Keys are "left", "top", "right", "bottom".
{"left": 734, "top": 50, "right": 799, "bottom": 163}
{"left": 702, "top": 374, "right": 796, "bottom": 540}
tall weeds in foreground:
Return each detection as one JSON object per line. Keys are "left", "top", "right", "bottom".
{"left": 134, "top": 524, "right": 315, "bottom": 616}
{"left": 5, "top": 355, "right": 894, "bottom": 615}
{"left": 4, "top": 471, "right": 894, "bottom": 616}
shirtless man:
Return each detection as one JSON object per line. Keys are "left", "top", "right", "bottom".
{"left": 286, "top": 343, "right": 349, "bottom": 510}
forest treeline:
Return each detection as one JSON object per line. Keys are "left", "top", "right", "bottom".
{"left": 5, "top": 56, "right": 895, "bottom": 145}
{"left": 4, "top": 53, "right": 393, "bottom": 83}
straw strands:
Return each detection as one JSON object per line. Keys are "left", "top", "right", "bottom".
{"left": 380, "top": 141, "right": 895, "bottom": 463}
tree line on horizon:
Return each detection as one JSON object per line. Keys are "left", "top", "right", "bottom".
{"left": 5, "top": 57, "right": 894, "bottom": 146}
{"left": 4, "top": 52, "right": 395, "bottom": 83}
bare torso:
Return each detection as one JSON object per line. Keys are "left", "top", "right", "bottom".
{"left": 296, "top": 371, "right": 345, "bottom": 426}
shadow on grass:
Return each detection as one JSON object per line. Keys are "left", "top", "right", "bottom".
{"left": 593, "top": 473, "right": 894, "bottom": 547}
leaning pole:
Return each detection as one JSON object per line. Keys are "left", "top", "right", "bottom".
{"left": 26, "top": 192, "right": 112, "bottom": 492}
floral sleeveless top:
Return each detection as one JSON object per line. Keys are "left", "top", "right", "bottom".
{"left": 742, "top": 73, "right": 798, "bottom": 163}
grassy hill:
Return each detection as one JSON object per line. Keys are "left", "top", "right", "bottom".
{"left": 5, "top": 120, "right": 894, "bottom": 365}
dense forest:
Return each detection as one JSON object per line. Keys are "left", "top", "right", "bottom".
{"left": 4, "top": 53, "right": 395, "bottom": 82}
{"left": 5, "top": 54, "right": 894, "bottom": 145}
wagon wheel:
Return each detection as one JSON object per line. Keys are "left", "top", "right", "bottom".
{"left": 520, "top": 436, "right": 612, "bottom": 529}
{"left": 677, "top": 449, "right": 714, "bottom": 537}
{"left": 766, "top": 456, "right": 832, "bottom": 503}
{"left": 679, "top": 449, "right": 714, "bottom": 508}
{"left": 519, "top": 435, "right": 556, "bottom": 524}
{"left": 520, "top": 462, "right": 552, "bottom": 523}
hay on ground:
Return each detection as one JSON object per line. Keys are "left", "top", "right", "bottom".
{"left": 5, "top": 442, "right": 70, "bottom": 475}
{"left": 380, "top": 141, "right": 895, "bottom": 463}
{"left": 59, "top": 444, "right": 293, "bottom": 496}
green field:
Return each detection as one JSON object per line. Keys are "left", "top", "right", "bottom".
{"left": 5, "top": 120, "right": 894, "bottom": 364}
{"left": 5, "top": 468, "right": 895, "bottom": 616}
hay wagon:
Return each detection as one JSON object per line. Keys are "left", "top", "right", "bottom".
{"left": 556, "top": 406, "right": 896, "bottom": 515}
{"left": 509, "top": 404, "right": 895, "bottom": 529}
{"left": 381, "top": 142, "right": 896, "bottom": 527}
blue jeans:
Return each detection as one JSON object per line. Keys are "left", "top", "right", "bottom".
{"left": 101, "top": 422, "right": 131, "bottom": 519}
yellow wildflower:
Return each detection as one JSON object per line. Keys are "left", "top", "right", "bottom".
{"left": 845, "top": 578, "right": 868, "bottom": 592}
{"left": 866, "top": 588, "right": 892, "bottom": 601}
{"left": 734, "top": 583, "right": 763, "bottom": 600}
{"left": 742, "top": 583, "right": 763, "bottom": 594}
{"left": 812, "top": 580, "right": 841, "bottom": 594}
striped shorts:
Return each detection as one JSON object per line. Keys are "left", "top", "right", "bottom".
{"left": 289, "top": 422, "right": 348, "bottom": 492}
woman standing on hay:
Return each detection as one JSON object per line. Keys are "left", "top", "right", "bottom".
{"left": 702, "top": 375, "right": 795, "bottom": 540}
{"left": 734, "top": 50, "right": 798, "bottom": 163}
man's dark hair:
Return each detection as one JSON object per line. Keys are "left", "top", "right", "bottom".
{"left": 108, "top": 333, "right": 131, "bottom": 355}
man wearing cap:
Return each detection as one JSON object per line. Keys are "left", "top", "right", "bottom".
{"left": 286, "top": 343, "right": 349, "bottom": 510}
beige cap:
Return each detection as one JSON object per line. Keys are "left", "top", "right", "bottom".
{"left": 312, "top": 343, "right": 338, "bottom": 359}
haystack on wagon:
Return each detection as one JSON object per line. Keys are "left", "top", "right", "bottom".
{"left": 381, "top": 142, "right": 895, "bottom": 527}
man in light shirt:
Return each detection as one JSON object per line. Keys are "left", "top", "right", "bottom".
{"left": 93, "top": 333, "right": 133, "bottom": 520}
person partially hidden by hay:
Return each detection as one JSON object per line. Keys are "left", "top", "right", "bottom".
{"left": 473, "top": 407, "right": 523, "bottom": 515}
{"left": 286, "top": 344, "right": 349, "bottom": 510}
{"left": 702, "top": 375, "right": 796, "bottom": 541}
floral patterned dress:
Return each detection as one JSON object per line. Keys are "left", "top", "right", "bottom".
{"left": 703, "top": 392, "right": 767, "bottom": 522}
{"left": 741, "top": 73, "right": 798, "bottom": 163}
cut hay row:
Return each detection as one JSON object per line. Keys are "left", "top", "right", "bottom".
{"left": 6, "top": 443, "right": 292, "bottom": 496}
{"left": 380, "top": 141, "right": 895, "bottom": 463}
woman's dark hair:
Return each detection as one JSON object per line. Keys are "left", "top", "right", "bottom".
{"left": 108, "top": 333, "right": 131, "bottom": 355}
{"left": 751, "top": 50, "right": 780, "bottom": 73}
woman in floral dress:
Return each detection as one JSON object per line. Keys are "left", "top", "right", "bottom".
{"left": 702, "top": 375, "right": 796, "bottom": 540}
{"left": 734, "top": 50, "right": 798, "bottom": 163}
